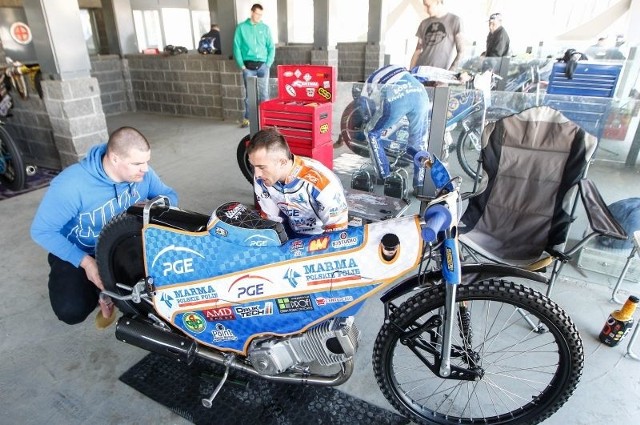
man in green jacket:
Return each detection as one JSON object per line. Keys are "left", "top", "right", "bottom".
{"left": 233, "top": 3, "right": 275, "bottom": 128}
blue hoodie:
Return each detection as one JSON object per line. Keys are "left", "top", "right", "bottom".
{"left": 30, "top": 144, "right": 178, "bottom": 267}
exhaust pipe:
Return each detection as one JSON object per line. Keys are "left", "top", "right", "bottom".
{"left": 115, "top": 315, "right": 197, "bottom": 365}
{"left": 115, "top": 315, "right": 354, "bottom": 386}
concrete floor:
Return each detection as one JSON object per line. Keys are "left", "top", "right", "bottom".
{"left": 1, "top": 112, "right": 639, "bottom": 424}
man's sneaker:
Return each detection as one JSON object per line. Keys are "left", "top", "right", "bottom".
{"left": 95, "top": 294, "right": 117, "bottom": 330}
{"left": 240, "top": 118, "right": 250, "bottom": 128}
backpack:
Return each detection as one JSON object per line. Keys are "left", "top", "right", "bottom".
{"left": 198, "top": 37, "right": 216, "bottom": 54}
{"left": 559, "top": 48, "right": 587, "bottom": 79}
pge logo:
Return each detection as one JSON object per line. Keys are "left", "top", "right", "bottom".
{"left": 244, "top": 234, "right": 278, "bottom": 247}
{"left": 229, "top": 274, "right": 272, "bottom": 299}
{"left": 151, "top": 245, "right": 205, "bottom": 277}
{"left": 163, "top": 258, "right": 194, "bottom": 276}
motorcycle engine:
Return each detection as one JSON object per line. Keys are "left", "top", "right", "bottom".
{"left": 247, "top": 317, "right": 360, "bottom": 376}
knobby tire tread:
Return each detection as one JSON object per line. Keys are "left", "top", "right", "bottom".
{"left": 372, "top": 279, "right": 584, "bottom": 425}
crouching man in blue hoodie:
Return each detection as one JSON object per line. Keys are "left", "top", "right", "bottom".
{"left": 31, "top": 127, "right": 178, "bottom": 328}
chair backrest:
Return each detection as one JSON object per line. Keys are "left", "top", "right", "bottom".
{"left": 461, "top": 106, "right": 597, "bottom": 262}
{"left": 544, "top": 62, "right": 622, "bottom": 138}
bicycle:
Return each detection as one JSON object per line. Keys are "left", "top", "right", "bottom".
{"left": 0, "top": 121, "right": 27, "bottom": 191}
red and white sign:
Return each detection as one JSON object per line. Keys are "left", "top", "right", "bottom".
{"left": 10, "top": 22, "right": 32, "bottom": 45}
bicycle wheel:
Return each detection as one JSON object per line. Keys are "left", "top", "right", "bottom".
{"left": 456, "top": 128, "right": 481, "bottom": 180}
{"left": 0, "top": 125, "right": 26, "bottom": 191}
{"left": 373, "top": 279, "right": 584, "bottom": 425}
{"left": 236, "top": 134, "right": 253, "bottom": 184}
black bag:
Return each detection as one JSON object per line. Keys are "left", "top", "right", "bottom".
{"left": 198, "top": 37, "right": 216, "bottom": 54}
{"left": 244, "top": 60, "right": 264, "bottom": 70}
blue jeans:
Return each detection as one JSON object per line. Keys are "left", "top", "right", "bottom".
{"left": 242, "top": 63, "right": 270, "bottom": 119}
{"left": 366, "top": 84, "right": 430, "bottom": 188}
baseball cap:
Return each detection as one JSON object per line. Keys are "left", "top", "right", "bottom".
{"left": 488, "top": 13, "right": 502, "bottom": 21}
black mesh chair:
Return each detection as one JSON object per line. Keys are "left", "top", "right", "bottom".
{"left": 459, "top": 106, "right": 627, "bottom": 297}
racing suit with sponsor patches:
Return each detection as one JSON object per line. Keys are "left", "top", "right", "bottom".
{"left": 254, "top": 155, "right": 349, "bottom": 236}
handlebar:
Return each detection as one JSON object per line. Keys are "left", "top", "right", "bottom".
{"left": 421, "top": 204, "right": 452, "bottom": 243}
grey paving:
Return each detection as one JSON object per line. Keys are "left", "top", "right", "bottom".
{"left": 1, "top": 112, "right": 639, "bottom": 424}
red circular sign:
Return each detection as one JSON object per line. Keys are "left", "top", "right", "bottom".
{"left": 10, "top": 22, "right": 32, "bottom": 45}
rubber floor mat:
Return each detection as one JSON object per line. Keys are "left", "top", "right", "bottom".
{"left": 0, "top": 167, "right": 59, "bottom": 200}
{"left": 119, "top": 353, "right": 410, "bottom": 425}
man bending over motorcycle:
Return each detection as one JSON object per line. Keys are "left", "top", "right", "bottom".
{"left": 357, "top": 64, "right": 431, "bottom": 192}
{"left": 247, "top": 128, "right": 348, "bottom": 237}
{"left": 30, "top": 127, "right": 178, "bottom": 328}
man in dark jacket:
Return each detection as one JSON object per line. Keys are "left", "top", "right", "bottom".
{"left": 200, "top": 24, "right": 221, "bottom": 54}
{"left": 483, "top": 13, "right": 510, "bottom": 71}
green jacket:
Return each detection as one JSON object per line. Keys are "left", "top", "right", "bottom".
{"left": 233, "top": 19, "right": 275, "bottom": 69}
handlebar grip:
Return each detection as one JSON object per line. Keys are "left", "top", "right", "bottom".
{"left": 421, "top": 205, "right": 452, "bottom": 243}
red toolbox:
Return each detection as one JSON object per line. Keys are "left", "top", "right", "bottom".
{"left": 259, "top": 65, "right": 337, "bottom": 169}
{"left": 259, "top": 101, "right": 332, "bottom": 148}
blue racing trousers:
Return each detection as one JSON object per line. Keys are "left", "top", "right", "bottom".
{"left": 365, "top": 82, "right": 430, "bottom": 188}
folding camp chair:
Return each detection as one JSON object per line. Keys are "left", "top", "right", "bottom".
{"left": 459, "top": 106, "right": 627, "bottom": 297}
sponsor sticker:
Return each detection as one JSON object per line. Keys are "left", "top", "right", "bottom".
{"left": 315, "top": 295, "right": 354, "bottom": 306}
{"left": 182, "top": 312, "right": 206, "bottom": 333}
{"left": 235, "top": 301, "right": 274, "bottom": 318}
{"left": 212, "top": 323, "right": 238, "bottom": 342}
{"left": 203, "top": 306, "right": 236, "bottom": 321}
{"left": 277, "top": 295, "right": 314, "bottom": 314}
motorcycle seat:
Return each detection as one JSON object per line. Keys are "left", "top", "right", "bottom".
{"left": 208, "top": 202, "right": 288, "bottom": 247}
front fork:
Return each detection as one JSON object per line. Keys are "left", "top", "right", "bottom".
{"left": 438, "top": 230, "right": 461, "bottom": 377}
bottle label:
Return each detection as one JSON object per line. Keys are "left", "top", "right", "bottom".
{"left": 599, "top": 315, "right": 634, "bottom": 347}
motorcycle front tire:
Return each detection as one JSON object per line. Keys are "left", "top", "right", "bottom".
{"left": 373, "top": 278, "right": 583, "bottom": 425}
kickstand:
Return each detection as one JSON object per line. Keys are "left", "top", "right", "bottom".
{"left": 201, "top": 362, "right": 230, "bottom": 408}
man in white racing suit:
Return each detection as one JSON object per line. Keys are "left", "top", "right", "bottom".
{"left": 247, "top": 128, "right": 349, "bottom": 236}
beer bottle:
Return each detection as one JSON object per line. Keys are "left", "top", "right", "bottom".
{"left": 599, "top": 295, "right": 639, "bottom": 347}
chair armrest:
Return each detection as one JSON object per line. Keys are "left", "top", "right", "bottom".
{"left": 579, "top": 178, "right": 627, "bottom": 240}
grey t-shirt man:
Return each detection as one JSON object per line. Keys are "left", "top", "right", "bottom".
{"left": 413, "top": 13, "right": 463, "bottom": 70}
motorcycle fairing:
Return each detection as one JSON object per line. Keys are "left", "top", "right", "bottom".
{"left": 142, "top": 215, "right": 422, "bottom": 353}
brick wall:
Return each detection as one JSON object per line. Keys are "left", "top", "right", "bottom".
{"left": 90, "top": 55, "right": 131, "bottom": 116}
{"left": 126, "top": 53, "right": 244, "bottom": 122}
{"left": 337, "top": 42, "right": 367, "bottom": 82}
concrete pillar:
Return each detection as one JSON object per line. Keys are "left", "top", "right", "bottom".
{"left": 209, "top": 0, "right": 238, "bottom": 61}
{"left": 367, "top": 0, "right": 383, "bottom": 44}
{"left": 311, "top": 0, "right": 337, "bottom": 69}
{"left": 23, "top": 0, "right": 108, "bottom": 166}
{"left": 363, "top": 0, "right": 385, "bottom": 75}
{"left": 277, "top": 0, "right": 288, "bottom": 44}
{"left": 101, "top": 0, "right": 139, "bottom": 55}
{"left": 41, "top": 78, "right": 108, "bottom": 167}
{"left": 23, "top": 0, "right": 91, "bottom": 79}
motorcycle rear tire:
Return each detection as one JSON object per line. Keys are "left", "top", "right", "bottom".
{"left": 96, "top": 213, "right": 152, "bottom": 316}
{"left": 0, "top": 125, "right": 26, "bottom": 191}
{"left": 237, "top": 134, "right": 253, "bottom": 185}
{"left": 373, "top": 278, "right": 583, "bottom": 425}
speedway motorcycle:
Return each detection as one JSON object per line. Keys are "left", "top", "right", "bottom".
{"left": 97, "top": 152, "right": 583, "bottom": 425}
